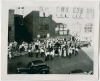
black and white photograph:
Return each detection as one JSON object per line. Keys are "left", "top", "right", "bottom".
{"left": 1, "top": 1, "right": 99, "bottom": 80}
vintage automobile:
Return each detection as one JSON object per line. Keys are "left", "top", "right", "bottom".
{"left": 69, "top": 69, "right": 93, "bottom": 75}
{"left": 76, "top": 41, "right": 90, "bottom": 47}
{"left": 16, "top": 60, "right": 50, "bottom": 74}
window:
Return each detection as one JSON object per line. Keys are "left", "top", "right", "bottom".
{"left": 64, "top": 27, "right": 67, "bottom": 30}
{"left": 44, "top": 24, "right": 49, "bottom": 30}
{"left": 84, "top": 27, "right": 92, "bottom": 33}
{"left": 64, "top": 31, "right": 67, "bottom": 34}
{"left": 60, "top": 28, "right": 63, "bottom": 30}
{"left": 77, "top": 7, "right": 79, "bottom": 13}
{"left": 58, "top": 24, "right": 67, "bottom": 35}
{"left": 57, "top": 6, "right": 60, "bottom": 12}
{"left": 59, "top": 31, "right": 63, "bottom": 35}
{"left": 61, "top": 7, "right": 65, "bottom": 12}
{"left": 80, "top": 8, "right": 83, "bottom": 14}
{"left": 64, "top": 24, "right": 67, "bottom": 27}
{"left": 65, "top": 7, "right": 69, "bottom": 13}
{"left": 60, "top": 24, "right": 63, "bottom": 27}
{"left": 73, "top": 7, "right": 76, "bottom": 13}
{"left": 86, "top": 8, "right": 94, "bottom": 19}
{"left": 39, "top": 25, "right": 43, "bottom": 30}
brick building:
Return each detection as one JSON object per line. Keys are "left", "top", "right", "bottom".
{"left": 8, "top": 9, "right": 15, "bottom": 42}
{"left": 14, "top": 14, "right": 25, "bottom": 43}
{"left": 24, "top": 11, "right": 56, "bottom": 41}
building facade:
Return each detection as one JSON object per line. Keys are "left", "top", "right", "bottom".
{"left": 8, "top": 9, "right": 15, "bottom": 42}
{"left": 14, "top": 14, "right": 25, "bottom": 43}
{"left": 55, "top": 23, "right": 67, "bottom": 36}
{"left": 24, "top": 11, "right": 56, "bottom": 41}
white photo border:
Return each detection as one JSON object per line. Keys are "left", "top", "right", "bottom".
{"left": 1, "top": 1, "right": 99, "bottom": 80}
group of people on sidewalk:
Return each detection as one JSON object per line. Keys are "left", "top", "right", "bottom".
{"left": 26, "top": 37, "right": 80, "bottom": 61}
{"left": 8, "top": 37, "right": 80, "bottom": 60}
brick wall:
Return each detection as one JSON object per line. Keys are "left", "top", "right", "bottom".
{"left": 8, "top": 9, "right": 15, "bottom": 42}
{"left": 24, "top": 11, "right": 56, "bottom": 41}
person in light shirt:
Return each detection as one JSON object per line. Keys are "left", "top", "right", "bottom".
{"left": 8, "top": 51, "right": 12, "bottom": 60}
{"left": 63, "top": 47, "right": 66, "bottom": 58}
{"left": 28, "top": 48, "right": 31, "bottom": 57}
{"left": 58, "top": 47, "right": 62, "bottom": 58}
{"left": 75, "top": 46, "right": 79, "bottom": 56}
{"left": 68, "top": 47, "right": 72, "bottom": 58}
{"left": 40, "top": 48, "right": 45, "bottom": 57}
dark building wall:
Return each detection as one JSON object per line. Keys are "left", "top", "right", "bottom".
{"left": 8, "top": 9, "right": 15, "bottom": 42}
{"left": 14, "top": 14, "right": 25, "bottom": 43}
{"left": 49, "top": 15, "right": 56, "bottom": 37}
{"left": 24, "top": 11, "right": 56, "bottom": 41}
{"left": 33, "top": 11, "right": 39, "bottom": 38}
{"left": 38, "top": 15, "right": 56, "bottom": 38}
{"left": 24, "top": 11, "right": 33, "bottom": 41}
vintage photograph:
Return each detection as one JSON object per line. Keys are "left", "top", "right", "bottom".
{"left": 7, "top": 6, "right": 94, "bottom": 74}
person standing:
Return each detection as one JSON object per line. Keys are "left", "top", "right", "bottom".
{"left": 58, "top": 47, "right": 62, "bottom": 58}
{"left": 24, "top": 44, "right": 27, "bottom": 52}
{"left": 45, "top": 48, "right": 48, "bottom": 61}
{"left": 75, "top": 46, "right": 79, "bottom": 56}
{"left": 63, "top": 47, "right": 66, "bottom": 58}
{"left": 40, "top": 48, "right": 45, "bottom": 57}
{"left": 36, "top": 49, "right": 39, "bottom": 58}
{"left": 51, "top": 48, "right": 54, "bottom": 60}
{"left": 19, "top": 45, "right": 22, "bottom": 53}
{"left": 72, "top": 46, "right": 75, "bottom": 55}
{"left": 28, "top": 48, "right": 31, "bottom": 57}
{"left": 68, "top": 47, "right": 72, "bottom": 58}
{"left": 8, "top": 51, "right": 12, "bottom": 60}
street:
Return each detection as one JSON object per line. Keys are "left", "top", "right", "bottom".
{"left": 8, "top": 46, "right": 93, "bottom": 74}
{"left": 81, "top": 45, "right": 93, "bottom": 61}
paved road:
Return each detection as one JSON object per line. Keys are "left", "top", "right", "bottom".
{"left": 81, "top": 45, "right": 93, "bottom": 61}
{"left": 8, "top": 48, "right": 93, "bottom": 74}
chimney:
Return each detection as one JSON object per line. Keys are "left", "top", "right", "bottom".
{"left": 49, "top": 15, "right": 52, "bottom": 19}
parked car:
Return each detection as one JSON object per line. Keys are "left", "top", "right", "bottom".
{"left": 69, "top": 69, "right": 93, "bottom": 75}
{"left": 16, "top": 60, "right": 50, "bottom": 74}
{"left": 76, "top": 41, "right": 90, "bottom": 47}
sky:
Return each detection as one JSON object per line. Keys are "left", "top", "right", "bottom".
{"left": 10, "top": 6, "right": 93, "bottom": 23}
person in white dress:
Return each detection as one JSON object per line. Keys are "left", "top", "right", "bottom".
{"left": 58, "top": 47, "right": 62, "bottom": 58}
{"left": 63, "top": 47, "right": 66, "bottom": 58}
{"left": 68, "top": 47, "right": 72, "bottom": 58}
{"left": 8, "top": 51, "right": 12, "bottom": 60}
{"left": 24, "top": 43, "right": 27, "bottom": 52}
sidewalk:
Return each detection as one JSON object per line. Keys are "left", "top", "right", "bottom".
{"left": 12, "top": 51, "right": 28, "bottom": 57}
{"left": 81, "top": 45, "right": 93, "bottom": 61}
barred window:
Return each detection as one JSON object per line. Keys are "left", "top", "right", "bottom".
{"left": 44, "top": 24, "right": 49, "bottom": 30}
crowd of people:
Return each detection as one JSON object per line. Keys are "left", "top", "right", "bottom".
{"left": 8, "top": 37, "right": 80, "bottom": 60}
